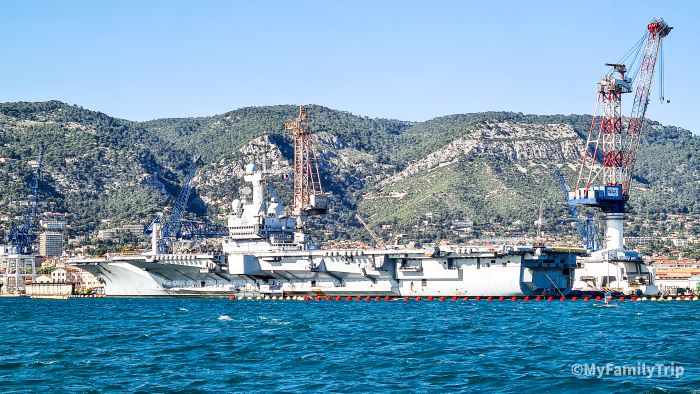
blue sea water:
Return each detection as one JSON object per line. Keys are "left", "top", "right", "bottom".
{"left": 0, "top": 297, "right": 698, "bottom": 393}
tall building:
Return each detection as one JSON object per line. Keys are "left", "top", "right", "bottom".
{"left": 39, "top": 232, "right": 63, "bottom": 257}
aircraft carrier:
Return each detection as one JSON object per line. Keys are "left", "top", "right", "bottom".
{"left": 69, "top": 105, "right": 582, "bottom": 297}
{"left": 72, "top": 161, "right": 581, "bottom": 297}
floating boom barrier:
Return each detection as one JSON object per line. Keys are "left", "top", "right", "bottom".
{"left": 228, "top": 295, "right": 699, "bottom": 302}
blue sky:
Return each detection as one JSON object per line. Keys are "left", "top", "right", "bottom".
{"left": 0, "top": 0, "right": 697, "bottom": 133}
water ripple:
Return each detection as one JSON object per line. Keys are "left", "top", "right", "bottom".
{"left": 0, "top": 298, "right": 698, "bottom": 392}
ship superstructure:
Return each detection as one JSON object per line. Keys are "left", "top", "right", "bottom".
{"left": 220, "top": 163, "right": 579, "bottom": 298}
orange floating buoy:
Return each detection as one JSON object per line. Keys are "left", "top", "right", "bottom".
{"left": 475, "top": 296, "right": 481, "bottom": 301}
{"left": 335, "top": 296, "right": 341, "bottom": 301}
{"left": 524, "top": 296, "right": 530, "bottom": 301}
{"left": 619, "top": 296, "right": 625, "bottom": 301}
{"left": 384, "top": 296, "right": 391, "bottom": 301}
{"left": 315, "top": 296, "right": 321, "bottom": 301}
{"left": 428, "top": 296, "right": 434, "bottom": 301}
{"left": 584, "top": 297, "right": 590, "bottom": 301}
{"left": 451, "top": 296, "right": 458, "bottom": 301}
{"left": 439, "top": 297, "right": 445, "bottom": 302}
{"left": 462, "top": 297, "right": 469, "bottom": 301}
{"left": 498, "top": 296, "right": 505, "bottom": 301}
{"left": 415, "top": 296, "right": 421, "bottom": 302}
{"left": 595, "top": 296, "right": 601, "bottom": 301}
{"left": 560, "top": 296, "right": 566, "bottom": 301}
{"left": 356, "top": 296, "right": 362, "bottom": 301}
{"left": 547, "top": 297, "right": 553, "bottom": 302}
{"left": 631, "top": 296, "right": 637, "bottom": 301}
{"left": 229, "top": 296, "right": 234, "bottom": 301}
{"left": 511, "top": 296, "right": 517, "bottom": 301}
{"left": 535, "top": 296, "right": 542, "bottom": 301}
{"left": 679, "top": 296, "right": 685, "bottom": 300}
{"left": 374, "top": 296, "right": 381, "bottom": 301}
{"left": 346, "top": 296, "right": 352, "bottom": 301}
{"left": 487, "top": 296, "right": 493, "bottom": 302}
{"left": 403, "top": 297, "right": 409, "bottom": 301}
{"left": 304, "top": 296, "right": 311, "bottom": 301}
{"left": 325, "top": 296, "right": 332, "bottom": 301}
{"left": 365, "top": 296, "right": 371, "bottom": 301}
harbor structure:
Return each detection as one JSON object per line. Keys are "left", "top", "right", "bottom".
{"left": 0, "top": 148, "right": 43, "bottom": 294}
{"left": 570, "top": 20, "right": 672, "bottom": 295}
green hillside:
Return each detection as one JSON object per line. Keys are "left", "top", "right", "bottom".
{"left": 1, "top": 101, "right": 699, "bottom": 248}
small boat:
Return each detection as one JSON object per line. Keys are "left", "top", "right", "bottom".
{"left": 594, "top": 292, "right": 619, "bottom": 308}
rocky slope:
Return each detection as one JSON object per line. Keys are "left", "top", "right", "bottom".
{"left": 0, "top": 101, "right": 698, "bottom": 245}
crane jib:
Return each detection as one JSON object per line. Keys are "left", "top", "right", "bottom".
{"left": 572, "top": 19, "right": 671, "bottom": 208}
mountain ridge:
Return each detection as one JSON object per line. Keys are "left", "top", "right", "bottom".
{"left": 1, "top": 101, "right": 698, "bottom": 247}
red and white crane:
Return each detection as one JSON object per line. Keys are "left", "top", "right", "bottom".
{"left": 284, "top": 105, "right": 328, "bottom": 217}
{"left": 570, "top": 19, "right": 672, "bottom": 251}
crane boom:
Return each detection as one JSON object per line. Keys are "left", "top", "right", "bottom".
{"left": 622, "top": 20, "right": 672, "bottom": 196}
{"left": 355, "top": 214, "right": 387, "bottom": 249}
{"left": 145, "top": 155, "right": 229, "bottom": 254}
{"left": 7, "top": 147, "right": 44, "bottom": 254}
{"left": 160, "top": 156, "right": 200, "bottom": 238}
{"left": 147, "top": 155, "right": 201, "bottom": 254}
{"left": 574, "top": 19, "right": 671, "bottom": 203}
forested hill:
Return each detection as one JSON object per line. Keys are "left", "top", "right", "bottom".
{"left": 1, "top": 101, "right": 698, "bottom": 244}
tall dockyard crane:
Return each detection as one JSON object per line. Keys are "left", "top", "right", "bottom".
{"left": 569, "top": 19, "right": 671, "bottom": 252}
{"left": 7, "top": 147, "right": 44, "bottom": 255}
{"left": 284, "top": 105, "right": 328, "bottom": 217}
{"left": 145, "top": 155, "right": 228, "bottom": 254}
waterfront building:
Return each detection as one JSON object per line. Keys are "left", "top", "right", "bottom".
{"left": 39, "top": 232, "right": 64, "bottom": 257}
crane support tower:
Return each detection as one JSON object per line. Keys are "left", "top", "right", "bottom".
{"left": 6, "top": 147, "right": 44, "bottom": 255}
{"left": 1, "top": 147, "right": 44, "bottom": 294}
{"left": 284, "top": 105, "right": 328, "bottom": 217}
{"left": 570, "top": 19, "right": 671, "bottom": 252}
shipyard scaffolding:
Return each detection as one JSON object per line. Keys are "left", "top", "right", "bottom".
{"left": 1, "top": 148, "right": 44, "bottom": 294}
